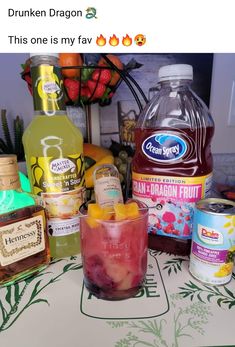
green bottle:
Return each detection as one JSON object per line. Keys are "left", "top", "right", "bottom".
{"left": 23, "top": 53, "right": 85, "bottom": 259}
{"left": 0, "top": 154, "right": 50, "bottom": 286}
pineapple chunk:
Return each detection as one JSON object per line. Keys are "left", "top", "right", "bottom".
{"left": 102, "top": 206, "right": 114, "bottom": 220}
{"left": 114, "top": 202, "right": 140, "bottom": 220}
{"left": 126, "top": 202, "right": 140, "bottom": 219}
{"left": 114, "top": 203, "right": 126, "bottom": 221}
{"left": 86, "top": 203, "right": 113, "bottom": 227}
{"left": 88, "top": 203, "right": 104, "bottom": 219}
{"left": 105, "top": 262, "right": 129, "bottom": 283}
{"left": 86, "top": 202, "right": 140, "bottom": 227}
{"left": 87, "top": 203, "right": 103, "bottom": 228}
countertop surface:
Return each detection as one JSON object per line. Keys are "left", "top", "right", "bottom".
{"left": 0, "top": 250, "right": 235, "bottom": 347}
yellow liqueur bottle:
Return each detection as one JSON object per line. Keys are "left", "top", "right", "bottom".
{"left": 0, "top": 154, "right": 50, "bottom": 286}
{"left": 23, "top": 53, "right": 85, "bottom": 258}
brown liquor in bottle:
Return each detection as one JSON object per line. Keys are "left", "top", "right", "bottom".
{"left": 0, "top": 155, "right": 50, "bottom": 286}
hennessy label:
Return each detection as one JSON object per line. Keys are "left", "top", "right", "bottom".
{"left": 0, "top": 215, "right": 45, "bottom": 266}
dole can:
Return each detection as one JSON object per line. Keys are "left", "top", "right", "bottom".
{"left": 189, "top": 198, "right": 235, "bottom": 285}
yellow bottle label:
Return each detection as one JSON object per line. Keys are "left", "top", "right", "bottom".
{"left": 30, "top": 153, "right": 85, "bottom": 194}
{"left": 0, "top": 215, "right": 45, "bottom": 266}
{"left": 31, "top": 65, "right": 65, "bottom": 113}
{"left": 30, "top": 153, "right": 85, "bottom": 237}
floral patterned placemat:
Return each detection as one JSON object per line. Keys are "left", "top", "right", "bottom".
{"left": 0, "top": 250, "right": 235, "bottom": 347}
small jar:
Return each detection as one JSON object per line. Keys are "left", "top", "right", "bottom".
{"left": 0, "top": 154, "right": 50, "bottom": 287}
{"left": 93, "top": 164, "right": 124, "bottom": 207}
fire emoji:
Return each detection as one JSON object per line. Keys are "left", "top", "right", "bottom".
{"left": 109, "top": 34, "right": 119, "bottom": 46}
{"left": 96, "top": 34, "right": 106, "bottom": 46}
{"left": 122, "top": 34, "right": 132, "bottom": 46}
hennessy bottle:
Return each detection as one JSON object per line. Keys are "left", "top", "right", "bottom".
{"left": 0, "top": 154, "right": 50, "bottom": 287}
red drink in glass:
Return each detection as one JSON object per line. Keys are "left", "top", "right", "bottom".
{"left": 80, "top": 200, "right": 148, "bottom": 300}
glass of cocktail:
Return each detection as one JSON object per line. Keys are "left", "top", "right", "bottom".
{"left": 80, "top": 199, "right": 148, "bottom": 300}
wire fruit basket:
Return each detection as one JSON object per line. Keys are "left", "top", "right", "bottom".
{"left": 21, "top": 54, "right": 148, "bottom": 109}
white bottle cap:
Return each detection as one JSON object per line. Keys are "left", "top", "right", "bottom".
{"left": 30, "top": 53, "right": 59, "bottom": 58}
{"left": 158, "top": 64, "right": 193, "bottom": 81}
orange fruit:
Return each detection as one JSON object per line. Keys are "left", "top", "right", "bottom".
{"left": 98, "top": 54, "right": 123, "bottom": 86}
{"left": 59, "top": 53, "right": 83, "bottom": 78}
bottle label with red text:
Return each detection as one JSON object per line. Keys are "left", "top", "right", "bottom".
{"left": 132, "top": 172, "right": 212, "bottom": 239}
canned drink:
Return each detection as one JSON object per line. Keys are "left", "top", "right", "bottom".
{"left": 189, "top": 198, "right": 235, "bottom": 285}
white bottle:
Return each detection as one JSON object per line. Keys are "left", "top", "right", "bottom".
{"left": 93, "top": 164, "right": 124, "bottom": 207}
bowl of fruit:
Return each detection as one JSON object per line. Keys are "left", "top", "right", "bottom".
{"left": 21, "top": 53, "right": 128, "bottom": 107}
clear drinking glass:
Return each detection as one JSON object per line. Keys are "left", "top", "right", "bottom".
{"left": 80, "top": 199, "right": 148, "bottom": 300}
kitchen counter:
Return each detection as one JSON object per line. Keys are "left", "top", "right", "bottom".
{"left": 0, "top": 250, "right": 235, "bottom": 347}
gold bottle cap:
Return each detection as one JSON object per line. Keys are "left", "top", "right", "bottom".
{"left": 0, "top": 154, "right": 20, "bottom": 190}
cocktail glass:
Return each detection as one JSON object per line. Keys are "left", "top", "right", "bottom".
{"left": 80, "top": 200, "right": 148, "bottom": 300}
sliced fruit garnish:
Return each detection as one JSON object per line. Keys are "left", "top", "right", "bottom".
{"left": 105, "top": 262, "right": 129, "bottom": 283}
{"left": 114, "top": 203, "right": 126, "bottom": 220}
{"left": 102, "top": 206, "right": 114, "bottom": 220}
{"left": 126, "top": 202, "right": 140, "bottom": 219}
{"left": 117, "top": 272, "right": 133, "bottom": 290}
{"left": 88, "top": 203, "right": 104, "bottom": 219}
{"left": 86, "top": 203, "right": 113, "bottom": 227}
{"left": 86, "top": 202, "right": 140, "bottom": 226}
{"left": 114, "top": 202, "right": 140, "bottom": 220}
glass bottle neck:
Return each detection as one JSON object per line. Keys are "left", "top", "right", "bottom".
{"left": 30, "top": 55, "right": 66, "bottom": 115}
{"left": 0, "top": 189, "right": 35, "bottom": 214}
{"left": 30, "top": 55, "right": 59, "bottom": 67}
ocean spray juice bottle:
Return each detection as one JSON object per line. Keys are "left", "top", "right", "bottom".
{"left": 23, "top": 53, "right": 85, "bottom": 258}
{"left": 132, "top": 64, "right": 214, "bottom": 255}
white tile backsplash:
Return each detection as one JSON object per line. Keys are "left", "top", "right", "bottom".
{"left": 213, "top": 153, "right": 235, "bottom": 186}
